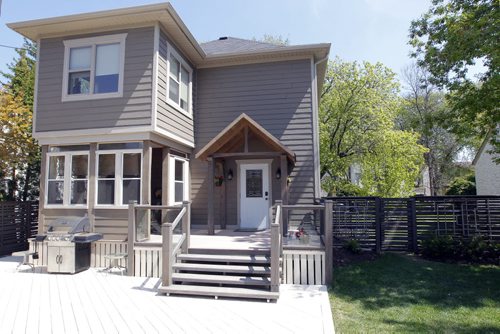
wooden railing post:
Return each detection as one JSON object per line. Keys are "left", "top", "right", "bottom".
{"left": 182, "top": 201, "right": 191, "bottom": 253}
{"left": 274, "top": 200, "right": 283, "bottom": 234}
{"left": 127, "top": 200, "right": 137, "bottom": 276}
{"left": 162, "top": 222, "right": 173, "bottom": 286}
{"left": 407, "top": 197, "right": 417, "bottom": 252}
{"left": 270, "top": 205, "right": 281, "bottom": 292}
{"left": 323, "top": 200, "right": 333, "bottom": 286}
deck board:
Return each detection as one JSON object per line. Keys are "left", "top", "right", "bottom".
{"left": 0, "top": 256, "right": 334, "bottom": 334}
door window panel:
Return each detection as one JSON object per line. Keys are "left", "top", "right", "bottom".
{"left": 246, "top": 170, "right": 263, "bottom": 197}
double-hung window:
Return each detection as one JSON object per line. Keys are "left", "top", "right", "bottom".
{"left": 168, "top": 155, "right": 189, "bottom": 205}
{"left": 96, "top": 143, "right": 142, "bottom": 207}
{"left": 166, "top": 45, "right": 192, "bottom": 116}
{"left": 46, "top": 146, "right": 89, "bottom": 207}
{"left": 62, "top": 34, "right": 127, "bottom": 101}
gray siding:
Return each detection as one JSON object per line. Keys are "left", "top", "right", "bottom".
{"left": 36, "top": 27, "right": 154, "bottom": 132}
{"left": 476, "top": 143, "right": 500, "bottom": 195}
{"left": 156, "top": 30, "right": 194, "bottom": 143}
{"left": 191, "top": 59, "right": 315, "bottom": 225}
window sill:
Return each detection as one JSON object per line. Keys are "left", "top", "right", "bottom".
{"left": 94, "top": 205, "right": 129, "bottom": 210}
{"left": 62, "top": 92, "right": 123, "bottom": 102}
{"left": 166, "top": 99, "right": 193, "bottom": 119}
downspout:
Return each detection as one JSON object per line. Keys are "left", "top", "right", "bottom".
{"left": 311, "top": 55, "right": 329, "bottom": 200}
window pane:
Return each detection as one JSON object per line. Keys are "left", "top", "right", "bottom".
{"left": 98, "top": 154, "right": 115, "bottom": 178}
{"left": 48, "top": 156, "right": 65, "bottom": 179}
{"left": 175, "top": 160, "right": 183, "bottom": 181}
{"left": 98, "top": 142, "right": 142, "bottom": 150}
{"left": 169, "top": 56, "right": 180, "bottom": 81}
{"left": 175, "top": 182, "right": 183, "bottom": 203}
{"left": 246, "top": 169, "right": 263, "bottom": 198}
{"left": 97, "top": 180, "right": 114, "bottom": 204}
{"left": 94, "top": 43, "right": 120, "bottom": 94}
{"left": 68, "top": 71, "right": 90, "bottom": 94}
{"left": 123, "top": 180, "right": 140, "bottom": 204}
{"left": 47, "top": 181, "right": 64, "bottom": 204}
{"left": 180, "top": 66, "right": 189, "bottom": 111}
{"left": 71, "top": 180, "right": 87, "bottom": 205}
{"left": 49, "top": 145, "right": 90, "bottom": 152}
{"left": 169, "top": 78, "right": 179, "bottom": 103}
{"left": 123, "top": 153, "right": 141, "bottom": 178}
{"left": 69, "top": 47, "right": 91, "bottom": 70}
{"left": 71, "top": 155, "right": 88, "bottom": 179}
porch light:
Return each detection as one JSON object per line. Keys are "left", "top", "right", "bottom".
{"left": 227, "top": 169, "right": 233, "bottom": 181}
{"left": 276, "top": 168, "right": 281, "bottom": 180}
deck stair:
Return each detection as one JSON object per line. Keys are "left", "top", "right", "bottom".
{"left": 158, "top": 248, "right": 280, "bottom": 301}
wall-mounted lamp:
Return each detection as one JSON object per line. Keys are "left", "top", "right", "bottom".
{"left": 227, "top": 169, "right": 233, "bottom": 181}
{"left": 276, "top": 168, "right": 281, "bottom": 180}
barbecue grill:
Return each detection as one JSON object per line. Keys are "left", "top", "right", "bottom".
{"left": 37, "top": 216, "right": 103, "bottom": 274}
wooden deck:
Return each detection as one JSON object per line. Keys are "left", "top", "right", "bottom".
{"left": 0, "top": 255, "right": 334, "bottom": 334}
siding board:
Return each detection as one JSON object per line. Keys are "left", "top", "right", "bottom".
{"left": 36, "top": 27, "right": 155, "bottom": 132}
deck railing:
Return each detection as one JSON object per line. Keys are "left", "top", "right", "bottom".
{"left": 270, "top": 202, "right": 283, "bottom": 292}
{"left": 127, "top": 201, "right": 191, "bottom": 278}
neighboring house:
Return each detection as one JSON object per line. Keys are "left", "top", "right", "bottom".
{"left": 473, "top": 131, "right": 500, "bottom": 195}
{"left": 8, "top": 3, "right": 330, "bottom": 239}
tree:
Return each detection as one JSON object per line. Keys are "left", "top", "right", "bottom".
{"left": 0, "top": 39, "right": 40, "bottom": 201}
{"left": 409, "top": 0, "right": 500, "bottom": 160}
{"left": 445, "top": 172, "right": 476, "bottom": 195}
{"left": 320, "top": 58, "right": 427, "bottom": 196}
{"left": 398, "top": 63, "right": 476, "bottom": 195}
{"left": 253, "top": 34, "right": 290, "bottom": 46}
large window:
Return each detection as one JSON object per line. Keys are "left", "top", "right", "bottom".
{"left": 62, "top": 34, "right": 127, "bottom": 101}
{"left": 168, "top": 156, "right": 189, "bottom": 205}
{"left": 96, "top": 143, "right": 142, "bottom": 206}
{"left": 167, "top": 45, "right": 192, "bottom": 116}
{"left": 46, "top": 148, "right": 89, "bottom": 207}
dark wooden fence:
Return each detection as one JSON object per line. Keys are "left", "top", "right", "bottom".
{"left": 324, "top": 196, "right": 500, "bottom": 252}
{"left": 0, "top": 201, "right": 39, "bottom": 256}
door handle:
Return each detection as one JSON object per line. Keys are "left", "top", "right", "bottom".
{"left": 59, "top": 255, "right": 62, "bottom": 264}
{"left": 265, "top": 191, "right": 268, "bottom": 196}
{"left": 56, "top": 255, "right": 60, "bottom": 264}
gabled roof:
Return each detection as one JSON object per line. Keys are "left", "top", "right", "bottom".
{"left": 195, "top": 113, "right": 296, "bottom": 163}
{"left": 201, "top": 37, "right": 287, "bottom": 56}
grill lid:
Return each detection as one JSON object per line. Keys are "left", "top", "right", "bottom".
{"left": 47, "top": 216, "right": 90, "bottom": 234}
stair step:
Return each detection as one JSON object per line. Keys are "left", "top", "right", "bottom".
{"left": 177, "top": 253, "right": 270, "bottom": 264}
{"left": 159, "top": 285, "right": 279, "bottom": 301}
{"left": 173, "top": 262, "right": 271, "bottom": 275}
{"left": 172, "top": 273, "right": 270, "bottom": 286}
{"left": 188, "top": 248, "right": 270, "bottom": 256}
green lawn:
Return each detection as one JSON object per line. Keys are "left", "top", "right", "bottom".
{"left": 329, "top": 253, "right": 500, "bottom": 334}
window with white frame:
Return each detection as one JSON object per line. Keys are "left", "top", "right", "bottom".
{"left": 46, "top": 148, "right": 89, "bottom": 207}
{"left": 168, "top": 156, "right": 189, "bottom": 205}
{"left": 167, "top": 45, "right": 192, "bottom": 115}
{"left": 62, "top": 34, "right": 127, "bottom": 101}
{"left": 96, "top": 143, "right": 142, "bottom": 206}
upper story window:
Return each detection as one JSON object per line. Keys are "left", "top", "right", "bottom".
{"left": 166, "top": 44, "right": 193, "bottom": 116}
{"left": 62, "top": 34, "right": 127, "bottom": 102}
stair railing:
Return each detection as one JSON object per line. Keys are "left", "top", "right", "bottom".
{"left": 270, "top": 202, "right": 283, "bottom": 292}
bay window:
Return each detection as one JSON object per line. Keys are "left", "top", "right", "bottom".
{"left": 167, "top": 45, "right": 192, "bottom": 116}
{"left": 96, "top": 143, "right": 142, "bottom": 206}
{"left": 62, "top": 34, "right": 126, "bottom": 101}
{"left": 46, "top": 148, "right": 89, "bottom": 207}
{"left": 168, "top": 156, "right": 189, "bottom": 205}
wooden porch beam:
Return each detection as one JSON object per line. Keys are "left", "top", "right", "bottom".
{"left": 244, "top": 126, "right": 249, "bottom": 153}
{"left": 38, "top": 145, "right": 48, "bottom": 232}
{"left": 161, "top": 147, "right": 170, "bottom": 222}
{"left": 88, "top": 143, "right": 97, "bottom": 232}
{"left": 212, "top": 152, "right": 282, "bottom": 158}
{"left": 207, "top": 157, "right": 215, "bottom": 235}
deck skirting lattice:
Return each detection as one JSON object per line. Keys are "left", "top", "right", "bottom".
{"left": 282, "top": 250, "right": 325, "bottom": 285}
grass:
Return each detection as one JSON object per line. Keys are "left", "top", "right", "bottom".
{"left": 329, "top": 253, "right": 500, "bottom": 334}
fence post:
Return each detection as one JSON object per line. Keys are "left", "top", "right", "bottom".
{"left": 407, "top": 197, "right": 417, "bottom": 252}
{"left": 127, "top": 201, "right": 137, "bottom": 276}
{"left": 323, "top": 200, "right": 333, "bottom": 285}
{"left": 375, "top": 197, "right": 383, "bottom": 254}
{"left": 182, "top": 201, "right": 191, "bottom": 253}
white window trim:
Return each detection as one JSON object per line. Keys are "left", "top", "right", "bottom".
{"left": 45, "top": 151, "right": 89, "bottom": 208}
{"left": 168, "top": 155, "right": 189, "bottom": 205}
{"left": 95, "top": 149, "right": 142, "bottom": 208}
{"left": 166, "top": 43, "right": 193, "bottom": 118}
{"left": 62, "top": 33, "right": 127, "bottom": 102}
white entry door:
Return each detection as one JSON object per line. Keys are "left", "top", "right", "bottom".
{"left": 239, "top": 163, "right": 270, "bottom": 230}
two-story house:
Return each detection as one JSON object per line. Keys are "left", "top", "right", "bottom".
{"left": 8, "top": 3, "right": 330, "bottom": 239}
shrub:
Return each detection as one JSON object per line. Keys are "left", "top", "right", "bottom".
{"left": 421, "top": 235, "right": 500, "bottom": 264}
{"left": 421, "top": 235, "right": 455, "bottom": 259}
{"left": 344, "top": 239, "right": 362, "bottom": 254}
{"left": 445, "top": 173, "right": 476, "bottom": 195}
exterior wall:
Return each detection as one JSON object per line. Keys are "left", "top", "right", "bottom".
{"left": 156, "top": 29, "right": 195, "bottom": 143}
{"left": 191, "top": 59, "right": 315, "bottom": 225}
{"left": 36, "top": 27, "right": 155, "bottom": 132}
{"left": 475, "top": 143, "right": 500, "bottom": 195}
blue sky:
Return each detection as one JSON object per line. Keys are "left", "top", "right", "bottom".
{"left": 0, "top": 0, "right": 431, "bottom": 80}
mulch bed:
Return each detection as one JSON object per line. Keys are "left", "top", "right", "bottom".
{"left": 333, "top": 247, "right": 379, "bottom": 267}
